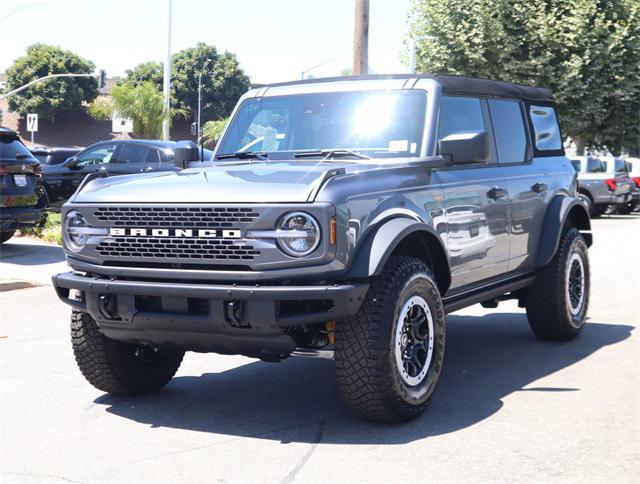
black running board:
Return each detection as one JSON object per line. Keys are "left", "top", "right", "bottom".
{"left": 443, "top": 275, "right": 536, "bottom": 314}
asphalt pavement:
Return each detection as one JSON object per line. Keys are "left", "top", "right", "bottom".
{"left": 1, "top": 215, "right": 639, "bottom": 483}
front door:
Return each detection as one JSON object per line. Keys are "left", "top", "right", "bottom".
{"left": 434, "top": 96, "right": 510, "bottom": 291}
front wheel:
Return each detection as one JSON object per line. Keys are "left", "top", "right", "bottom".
{"left": 524, "top": 227, "right": 590, "bottom": 341}
{"left": 335, "top": 256, "right": 445, "bottom": 423}
{"left": 71, "top": 310, "right": 184, "bottom": 395}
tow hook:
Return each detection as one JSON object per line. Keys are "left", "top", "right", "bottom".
{"left": 98, "top": 294, "right": 120, "bottom": 320}
{"left": 225, "top": 300, "right": 249, "bottom": 328}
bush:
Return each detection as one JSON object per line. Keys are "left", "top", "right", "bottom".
{"left": 21, "top": 212, "right": 62, "bottom": 245}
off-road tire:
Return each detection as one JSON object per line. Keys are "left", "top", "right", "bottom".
{"left": 335, "top": 256, "right": 445, "bottom": 423}
{"left": 0, "top": 230, "right": 16, "bottom": 244}
{"left": 71, "top": 310, "right": 184, "bottom": 395}
{"left": 524, "top": 227, "right": 590, "bottom": 341}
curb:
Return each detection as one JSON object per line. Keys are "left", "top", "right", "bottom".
{"left": 0, "top": 279, "right": 41, "bottom": 292}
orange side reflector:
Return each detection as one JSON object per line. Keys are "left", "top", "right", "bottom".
{"left": 330, "top": 217, "right": 336, "bottom": 245}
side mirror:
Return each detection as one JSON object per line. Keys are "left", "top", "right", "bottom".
{"left": 174, "top": 140, "right": 200, "bottom": 169}
{"left": 438, "top": 130, "right": 490, "bottom": 165}
{"left": 64, "top": 156, "right": 79, "bottom": 168}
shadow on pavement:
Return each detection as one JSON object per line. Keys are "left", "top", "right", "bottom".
{"left": 96, "top": 313, "right": 632, "bottom": 444}
{"left": 0, "top": 238, "right": 65, "bottom": 265}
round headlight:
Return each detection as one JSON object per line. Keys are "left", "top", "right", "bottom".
{"left": 277, "top": 212, "right": 321, "bottom": 257}
{"left": 63, "top": 210, "right": 89, "bottom": 252}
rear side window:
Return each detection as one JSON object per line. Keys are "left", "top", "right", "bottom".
{"left": 586, "top": 157, "right": 606, "bottom": 173}
{"left": 438, "top": 96, "right": 485, "bottom": 140}
{"left": 488, "top": 100, "right": 527, "bottom": 163}
{"left": 114, "top": 144, "right": 149, "bottom": 164}
{"left": 144, "top": 149, "right": 161, "bottom": 164}
{"left": 0, "top": 135, "right": 33, "bottom": 159}
{"left": 614, "top": 158, "right": 628, "bottom": 173}
{"left": 529, "top": 105, "right": 562, "bottom": 151}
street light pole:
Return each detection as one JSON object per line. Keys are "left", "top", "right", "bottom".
{"left": 197, "top": 58, "right": 212, "bottom": 161}
{"left": 162, "top": 0, "right": 173, "bottom": 141}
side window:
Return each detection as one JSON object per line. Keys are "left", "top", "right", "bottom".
{"left": 112, "top": 144, "right": 150, "bottom": 164}
{"left": 570, "top": 159, "right": 581, "bottom": 172}
{"left": 438, "top": 96, "right": 485, "bottom": 141}
{"left": 529, "top": 105, "right": 562, "bottom": 151}
{"left": 144, "top": 149, "right": 161, "bottom": 164}
{"left": 586, "top": 157, "right": 606, "bottom": 173}
{"left": 488, "top": 100, "right": 527, "bottom": 163}
{"left": 614, "top": 158, "right": 628, "bottom": 174}
{"left": 76, "top": 144, "right": 116, "bottom": 167}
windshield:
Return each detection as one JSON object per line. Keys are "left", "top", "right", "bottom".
{"left": 216, "top": 90, "right": 427, "bottom": 160}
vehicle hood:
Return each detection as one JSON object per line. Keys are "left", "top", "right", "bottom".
{"left": 72, "top": 161, "right": 360, "bottom": 204}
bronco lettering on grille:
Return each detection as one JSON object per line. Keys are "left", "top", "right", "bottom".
{"left": 108, "top": 228, "right": 241, "bottom": 238}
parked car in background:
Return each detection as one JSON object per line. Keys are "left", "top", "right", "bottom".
{"left": 30, "top": 146, "right": 82, "bottom": 166}
{"left": 571, "top": 155, "right": 633, "bottom": 216}
{"left": 41, "top": 139, "right": 213, "bottom": 209}
{"left": 619, "top": 157, "right": 640, "bottom": 214}
{"left": 0, "top": 127, "right": 46, "bottom": 243}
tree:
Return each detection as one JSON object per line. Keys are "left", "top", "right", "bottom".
{"left": 89, "top": 82, "right": 185, "bottom": 139}
{"left": 202, "top": 118, "right": 228, "bottom": 145}
{"left": 123, "top": 62, "right": 163, "bottom": 90}
{"left": 123, "top": 43, "right": 250, "bottom": 123}
{"left": 5, "top": 44, "right": 99, "bottom": 121}
{"left": 408, "top": 0, "right": 640, "bottom": 155}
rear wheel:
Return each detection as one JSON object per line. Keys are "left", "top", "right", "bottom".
{"left": 71, "top": 310, "right": 184, "bottom": 395}
{"left": 335, "top": 256, "right": 445, "bottom": 422}
{"left": 0, "top": 230, "right": 16, "bottom": 244}
{"left": 524, "top": 227, "right": 590, "bottom": 341}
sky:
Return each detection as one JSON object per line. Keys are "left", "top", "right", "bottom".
{"left": 0, "top": 0, "right": 414, "bottom": 84}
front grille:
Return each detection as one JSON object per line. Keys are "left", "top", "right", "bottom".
{"left": 96, "top": 237, "right": 261, "bottom": 261}
{"left": 93, "top": 206, "right": 259, "bottom": 228}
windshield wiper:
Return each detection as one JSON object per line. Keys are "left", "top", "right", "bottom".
{"left": 215, "top": 151, "right": 268, "bottom": 160}
{"left": 293, "top": 149, "right": 371, "bottom": 160}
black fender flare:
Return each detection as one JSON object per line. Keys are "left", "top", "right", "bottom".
{"left": 346, "top": 217, "right": 450, "bottom": 290}
{"left": 536, "top": 195, "right": 592, "bottom": 268}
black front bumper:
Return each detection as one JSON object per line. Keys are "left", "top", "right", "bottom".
{"left": 52, "top": 272, "right": 368, "bottom": 359}
{"left": 0, "top": 206, "right": 45, "bottom": 232}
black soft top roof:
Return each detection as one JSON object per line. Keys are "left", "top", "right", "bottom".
{"left": 434, "top": 74, "right": 553, "bottom": 102}
{"left": 262, "top": 74, "right": 554, "bottom": 103}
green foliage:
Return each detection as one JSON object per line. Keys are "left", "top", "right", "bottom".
{"left": 123, "top": 61, "right": 163, "bottom": 90}
{"left": 21, "top": 212, "right": 62, "bottom": 245}
{"left": 408, "top": 0, "right": 640, "bottom": 155}
{"left": 123, "top": 42, "right": 251, "bottom": 123}
{"left": 202, "top": 118, "right": 228, "bottom": 145}
{"left": 5, "top": 44, "right": 99, "bottom": 121}
{"left": 89, "top": 82, "right": 184, "bottom": 139}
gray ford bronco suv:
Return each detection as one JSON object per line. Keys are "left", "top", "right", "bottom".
{"left": 53, "top": 74, "right": 592, "bottom": 423}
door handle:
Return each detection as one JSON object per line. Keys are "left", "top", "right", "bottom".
{"left": 487, "top": 187, "right": 508, "bottom": 200}
{"left": 96, "top": 166, "right": 107, "bottom": 172}
{"left": 531, "top": 182, "right": 548, "bottom": 193}
{"left": 140, "top": 166, "right": 154, "bottom": 172}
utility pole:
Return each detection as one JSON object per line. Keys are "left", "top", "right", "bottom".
{"left": 162, "top": 0, "right": 173, "bottom": 141}
{"left": 352, "top": 0, "right": 369, "bottom": 76}
{"left": 197, "top": 58, "right": 212, "bottom": 161}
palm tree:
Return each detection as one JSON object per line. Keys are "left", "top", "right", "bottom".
{"left": 89, "top": 82, "right": 185, "bottom": 139}
{"left": 202, "top": 118, "right": 228, "bottom": 146}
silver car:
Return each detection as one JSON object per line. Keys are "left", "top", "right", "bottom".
{"left": 571, "top": 155, "right": 633, "bottom": 216}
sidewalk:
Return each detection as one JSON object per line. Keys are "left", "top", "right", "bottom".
{"left": 0, "top": 234, "right": 68, "bottom": 288}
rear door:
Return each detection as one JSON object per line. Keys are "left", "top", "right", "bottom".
{"left": 433, "top": 96, "right": 510, "bottom": 290}
{"left": 487, "top": 99, "right": 548, "bottom": 273}
{"left": 107, "top": 143, "right": 151, "bottom": 175}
